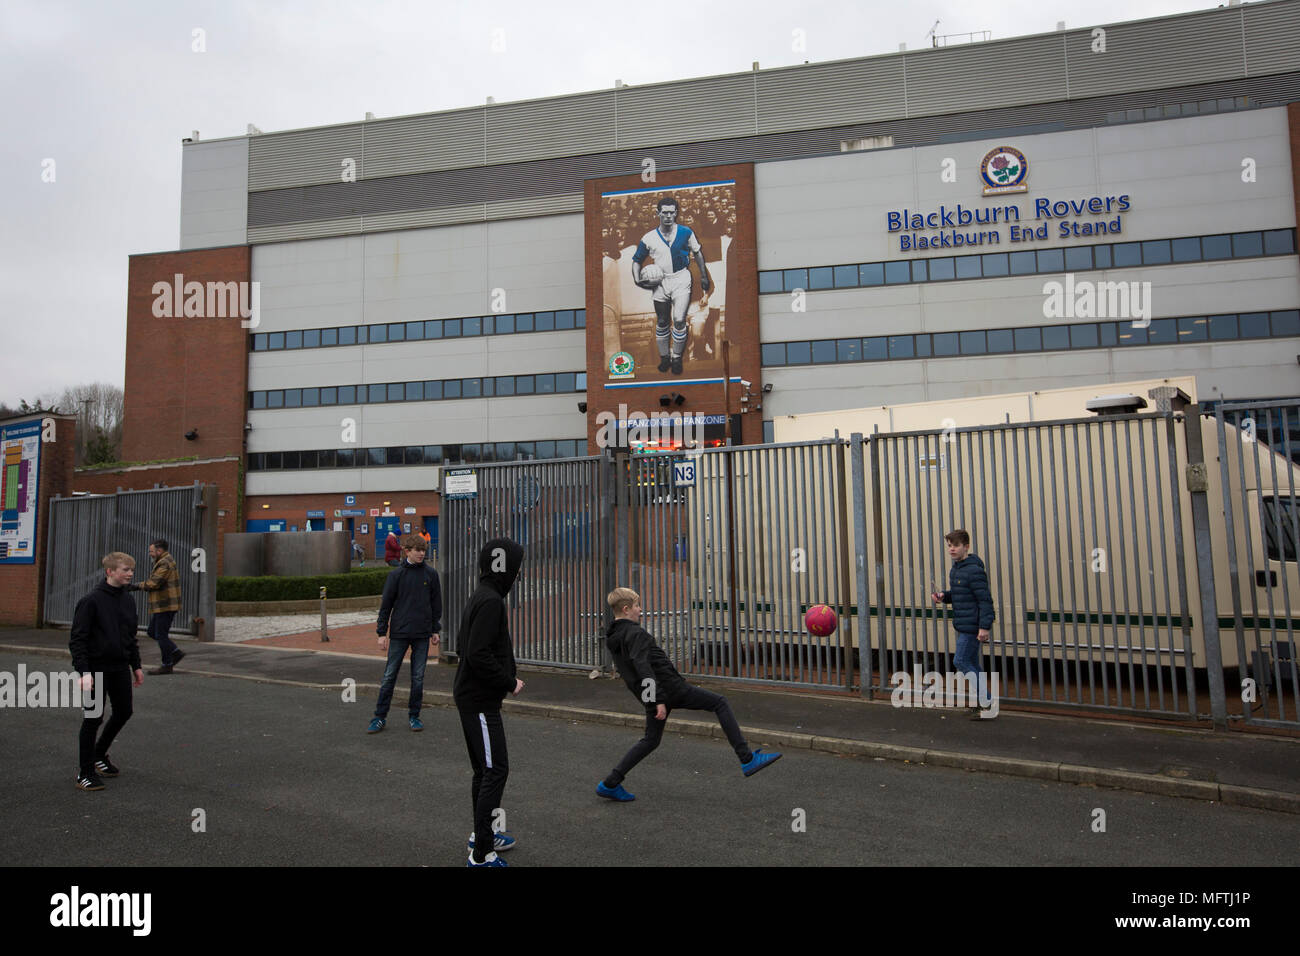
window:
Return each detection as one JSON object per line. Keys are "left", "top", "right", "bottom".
{"left": 481, "top": 378, "right": 494, "bottom": 397}
{"left": 284, "top": 389, "right": 302, "bottom": 408}
{"left": 859, "top": 263, "right": 884, "bottom": 286}
{"left": 515, "top": 314, "right": 534, "bottom": 333}
{"left": 496, "top": 376, "right": 515, "bottom": 396}
{"left": 303, "top": 329, "right": 320, "bottom": 348}
{"left": 337, "top": 385, "right": 356, "bottom": 404}
{"left": 512, "top": 375, "right": 534, "bottom": 395}
{"left": 910, "top": 260, "right": 928, "bottom": 282}
{"left": 884, "top": 261, "right": 910, "bottom": 284}
{"left": 443, "top": 318, "right": 461, "bottom": 337}
{"left": 1171, "top": 237, "right": 1201, "bottom": 262}
{"left": 1008, "top": 251, "right": 1036, "bottom": 275}
{"left": 370, "top": 325, "right": 388, "bottom": 344}
{"left": 495, "top": 314, "right": 514, "bottom": 334}
{"left": 339, "top": 326, "right": 357, "bottom": 346}
{"left": 535, "top": 312, "right": 555, "bottom": 331}
{"left": 536, "top": 374, "right": 555, "bottom": 394}
{"left": 285, "top": 331, "right": 302, "bottom": 349}
{"left": 1208, "top": 315, "right": 1238, "bottom": 340}
{"left": 335, "top": 449, "right": 354, "bottom": 468}
{"left": 406, "top": 321, "right": 424, "bottom": 341}
{"left": 405, "top": 382, "right": 424, "bottom": 401}
{"left": 576, "top": 372, "right": 587, "bottom": 391}
{"left": 368, "top": 384, "right": 386, "bottom": 403}
{"left": 1117, "top": 323, "right": 1146, "bottom": 346}
{"left": 783, "top": 269, "right": 808, "bottom": 291}
{"left": 556, "top": 310, "right": 575, "bottom": 330}
{"left": 386, "top": 447, "right": 406, "bottom": 466}
{"left": 556, "top": 372, "right": 576, "bottom": 393}
{"left": 785, "top": 342, "right": 811, "bottom": 365}
{"left": 317, "top": 449, "right": 335, "bottom": 467}
{"left": 981, "top": 253, "right": 1008, "bottom": 277}
{"left": 268, "top": 332, "right": 284, "bottom": 350}
{"left": 913, "top": 335, "right": 931, "bottom": 357}
{"left": 1141, "top": 240, "right": 1171, "bottom": 265}
{"left": 387, "top": 383, "right": 404, "bottom": 402}
{"left": 887, "top": 336, "right": 913, "bottom": 359}
{"left": 1093, "top": 245, "right": 1112, "bottom": 269}
{"left": 1063, "top": 246, "right": 1092, "bottom": 271}
{"left": 1036, "top": 248, "right": 1065, "bottom": 273}
{"left": 955, "top": 255, "right": 982, "bottom": 280}
{"left": 958, "top": 330, "right": 985, "bottom": 354}
{"left": 1264, "top": 230, "right": 1295, "bottom": 255}
{"left": 833, "top": 265, "right": 859, "bottom": 288}
{"left": 1201, "top": 234, "right": 1232, "bottom": 260}
{"left": 1042, "top": 326, "right": 1070, "bottom": 351}
{"left": 928, "top": 257, "right": 955, "bottom": 281}
{"left": 463, "top": 316, "right": 482, "bottom": 336}
{"left": 424, "top": 381, "right": 442, "bottom": 400}
{"left": 808, "top": 267, "right": 834, "bottom": 290}
{"left": 367, "top": 448, "right": 386, "bottom": 467}
{"left": 246, "top": 453, "right": 263, "bottom": 470}
{"left": 423, "top": 445, "right": 442, "bottom": 464}
{"left": 463, "top": 378, "right": 482, "bottom": 398}
{"left": 987, "top": 329, "right": 1014, "bottom": 353}
{"left": 763, "top": 420, "right": 775, "bottom": 443}
{"left": 1232, "top": 231, "right": 1263, "bottom": 258}
{"left": 1261, "top": 495, "right": 1300, "bottom": 562}
{"left": 481, "top": 315, "right": 494, "bottom": 335}
{"left": 497, "top": 442, "right": 516, "bottom": 461}
{"left": 251, "top": 392, "right": 267, "bottom": 409}
{"left": 444, "top": 380, "right": 462, "bottom": 399}
{"left": 864, "top": 337, "right": 888, "bottom": 360}
{"left": 1070, "top": 324, "right": 1099, "bottom": 349}
{"left": 265, "top": 452, "right": 282, "bottom": 469}
{"left": 1112, "top": 242, "right": 1141, "bottom": 267}
{"left": 1273, "top": 310, "right": 1300, "bottom": 336}
{"left": 267, "top": 390, "right": 284, "bottom": 408}
{"left": 932, "top": 332, "right": 959, "bottom": 356}
{"left": 253, "top": 333, "right": 268, "bottom": 351}
{"left": 759, "top": 272, "right": 783, "bottom": 294}
{"left": 302, "top": 387, "right": 320, "bottom": 407}
{"left": 811, "top": 340, "right": 837, "bottom": 363}
{"left": 1177, "top": 316, "right": 1208, "bottom": 342}
{"left": 837, "top": 338, "right": 861, "bottom": 362}
{"left": 424, "top": 320, "right": 442, "bottom": 339}
{"left": 1013, "top": 327, "right": 1041, "bottom": 352}
{"left": 1239, "top": 312, "right": 1270, "bottom": 338}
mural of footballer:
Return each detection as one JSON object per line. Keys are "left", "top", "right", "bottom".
{"left": 631, "top": 195, "right": 712, "bottom": 376}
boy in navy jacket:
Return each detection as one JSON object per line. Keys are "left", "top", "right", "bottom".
{"left": 367, "top": 534, "right": 441, "bottom": 733}
{"left": 931, "top": 529, "right": 996, "bottom": 717}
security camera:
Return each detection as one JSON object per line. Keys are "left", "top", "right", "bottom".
{"left": 740, "top": 380, "right": 752, "bottom": 389}
{"left": 184, "top": 429, "right": 198, "bottom": 441}
{"left": 762, "top": 383, "right": 773, "bottom": 394}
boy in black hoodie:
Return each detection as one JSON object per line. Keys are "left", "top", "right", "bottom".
{"left": 596, "top": 587, "right": 780, "bottom": 802}
{"left": 453, "top": 537, "right": 525, "bottom": 867}
{"left": 69, "top": 551, "right": 145, "bottom": 791}
{"left": 367, "top": 534, "right": 441, "bottom": 733}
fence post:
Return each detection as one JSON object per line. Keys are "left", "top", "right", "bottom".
{"left": 851, "top": 434, "right": 870, "bottom": 695}
{"left": 196, "top": 484, "right": 219, "bottom": 642}
{"left": 834, "top": 435, "right": 855, "bottom": 690}
{"left": 1183, "top": 405, "right": 1228, "bottom": 728}
{"left": 599, "top": 451, "right": 618, "bottom": 674}
{"left": 320, "top": 586, "right": 330, "bottom": 642}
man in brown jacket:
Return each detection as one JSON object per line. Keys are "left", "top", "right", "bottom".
{"left": 134, "top": 538, "right": 184, "bottom": 674}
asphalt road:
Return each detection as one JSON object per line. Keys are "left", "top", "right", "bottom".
{"left": 2, "top": 653, "right": 1297, "bottom": 867}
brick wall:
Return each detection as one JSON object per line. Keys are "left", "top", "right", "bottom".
{"left": 124, "top": 246, "right": 251, "bottom": 464}
{"left": 245, "top": 491, "right": 442, "bottom": 554}
{"left": 0, "top": 414, "right": 76, "bottom": 627}
{"left": 73, "top": 458, "right": 242, "bottom": 575}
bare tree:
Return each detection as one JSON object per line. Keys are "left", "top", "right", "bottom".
{"left": 56, "top": 383, "right": 124, "bottom": 465}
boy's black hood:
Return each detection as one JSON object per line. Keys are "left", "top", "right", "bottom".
{"left": 478, "top": 537, "right": 524, "bottom": 596}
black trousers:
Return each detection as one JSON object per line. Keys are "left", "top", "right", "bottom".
{"left": 79, "top": 666, "right": 133, "bottom": 774}
{"left": 604, "top": 684, "right": 752, "bottom": 787}
{"left": 458, "top": 707, "right": 509, "bottom": 862}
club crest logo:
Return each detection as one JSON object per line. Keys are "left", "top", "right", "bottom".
{"left": 609, "top": 351, "right": 635, "bottom": 379}
{"left": 980, "top": 146, "right": 1028, "bottom": 196}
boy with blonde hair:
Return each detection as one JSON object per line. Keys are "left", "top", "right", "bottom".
{"left": 596, "top": 587, "right": 780, "bottom": 802}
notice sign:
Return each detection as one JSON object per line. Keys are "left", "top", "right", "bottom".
{"left": 0, "top": 419, "right": 42, "bottom": 564}
{"left": 443, "top": 469, "right": 478, "bottom": 500}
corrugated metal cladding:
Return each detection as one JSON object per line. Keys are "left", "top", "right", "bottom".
{"left": 248, "top": 217, "right": 363, "bottom": 243}
{"left": 756, "top": 58, "right": 906, "bottom": 132}
{"left": 906, "top": 34, "right": 1069, "bottom": 115}
{"left": 614, "top": 73, "right": 758, "bottom": 146}
{"left": 248, "top": 125, "right": 363, "bottom": 191}
{"left": 246, "top": 71, "right": 1300, "bottom": 240}
{"left": 1245, "top": 0, "right": 1300, "bottom": 76}
{"left": 487, "top": 92, "right": 617, "bottom": 165}
{"left": 363, "top": 108, "right": 487, "bottom": 179}
{"left": 485, "top": 194, "right": 585, "bottom": 221}
{"left": 1066, "top": 9, "right": 1245, "bottom": 98}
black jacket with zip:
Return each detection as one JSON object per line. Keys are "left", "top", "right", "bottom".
{"left": 452, "top": 538, "right": 522, "bottom": 712}
{"left": 70, "top": 580, "right": 142, "bottom": 674}
{"left": 605, "top": 618, "right": 688, "bottom": 707}
{"left": 377, "top": 560, "right": 442, "bottom": 638}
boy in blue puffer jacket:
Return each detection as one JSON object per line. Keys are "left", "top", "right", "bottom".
{"left": 931, "top": 529, "right": 995, "bottom": 718}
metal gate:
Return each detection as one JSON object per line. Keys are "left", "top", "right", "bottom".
{"left": 1214, "top": 400, "right": 1300, "bottom": 728}
{"left": 441, "top": 457, "right": 608, "bottom": 669}
{"left": 854, "top": 414, "right": 1198, "bottom": 719}
{"left": 43, "top": 484, "right": 216, "bottom": 635}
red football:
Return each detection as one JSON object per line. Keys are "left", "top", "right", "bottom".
{"left": 805, "top": 604, "right": 838, "bottom": 637}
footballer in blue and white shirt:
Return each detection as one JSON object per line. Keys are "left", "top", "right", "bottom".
{"left": 631, "top": 195, "right": 713, "bottom": 375}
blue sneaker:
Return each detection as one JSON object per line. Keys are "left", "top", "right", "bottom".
{"left": 596, "top": 781, "right": 636, "bottom": 802}
{"left": 466, "top": 852, "right": 508, "bottom": 867}
{"left": 741, "top": 749, "right": 782, "bottom": 777}
{"left": 468, "top": 831, "right": 516, "bottom": 853}
{"left": 367, "top": 717, "right": 385, "bottom": 734}
{"left": 409, "top": 716, "right": 423, "bottom": 732}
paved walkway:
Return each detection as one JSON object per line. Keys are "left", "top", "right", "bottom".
{"left": 3, "top": 625, "right": 1297, "bottom": 813}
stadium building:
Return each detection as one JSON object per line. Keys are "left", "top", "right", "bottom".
{"left": 92, "top": 1, "right": 1300, "bottom": 570}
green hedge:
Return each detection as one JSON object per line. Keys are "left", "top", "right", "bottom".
{"left": 217, "top": 568, "right": 392, "bottom": 602}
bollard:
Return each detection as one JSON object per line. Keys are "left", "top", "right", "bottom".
{"left": 320, "top": 586, "right": 330, "bottom": 642}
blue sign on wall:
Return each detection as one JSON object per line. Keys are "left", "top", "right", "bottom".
{"left": 345, "top": 495, "right": 356, "bottom": 506}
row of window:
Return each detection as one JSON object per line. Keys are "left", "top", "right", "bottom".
{"left": 761, "top": 309, "right": 1300, "bottom": 366}
{"left": 758, "top": 229, "right": 1296, "bottom": 294}
{"left": 250, "top": 372, "right": 587, "bottom": 409}
{"left": 250, "top": 309, "right": 587, "bottom": 352}
{"left": 246, "top": 439, "right": 587, "bottom": 471}
{"left": 1105, "top": 95, "right": 1251, "bottom": 125}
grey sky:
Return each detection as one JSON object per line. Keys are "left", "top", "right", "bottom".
{"left": 0, "top": 0, "right": 1213, "bottom": 406}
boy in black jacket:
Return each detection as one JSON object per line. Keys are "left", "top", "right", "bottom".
{"left": 69, "top": 552, "right": 145, "bottom": 791}
{"left": 368, "top": 534, "right": 442, "bottom": 733}
{"left": 453, "top": 537, "right": 525, "bottom": 867}
{"left": 596, "top": 587, "right": 780, "bottom": 802}
{"left": 931, "top": 528, "right": 996, "bottom": 718}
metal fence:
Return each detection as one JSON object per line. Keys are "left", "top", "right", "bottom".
{"left": 438, "top": 411, "right": 1300, "bottom": 729}
{"left": 43, "top": 484, "right": 215, "bottom": 635}
{"left": 440, "top": 456, "right": 608, "bottom": 670}
{"left": 854, "top": 415, "right": 1197, "bottom": 720}
{"left": 1214, "top": 400, "right": 1300, "bottom": 728}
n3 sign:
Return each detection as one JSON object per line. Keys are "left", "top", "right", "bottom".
{"left": 674, "top": 460, "right": 696, "bottom": 488}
